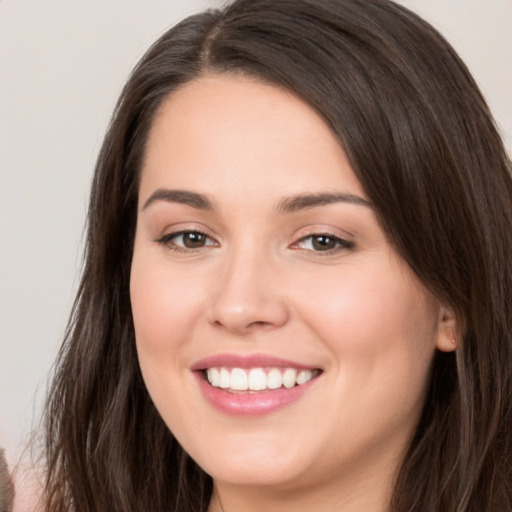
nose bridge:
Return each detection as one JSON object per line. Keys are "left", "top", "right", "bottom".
{"left": 208, "top": 238, "right": 289, "bottom": 333}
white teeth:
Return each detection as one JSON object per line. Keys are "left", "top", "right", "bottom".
{"left": 230, "top": 368, "right": 248, "bottom": 390}
{"left": 205, "top": 366, "right": 317, "bottom": 391}
{"left": 296, "top": 369, "right": 313, "bottom": 385}
{"left": 219, "top": 368, "right": 230, "bottom": 389}
{"left": 248, "top": 368, "right": 267, "bottom": 390}
{"left": 207, "top": 368, "right": 220, "bottom": 387}
{"left": 267, "top": 368, "right": 283, "bottom": 389}
{"left": 282, "top": 368, "right": 297, "bottom": 388}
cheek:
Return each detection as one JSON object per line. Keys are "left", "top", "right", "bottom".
{"left": 294, "top": 262, "right": 439, "bottom": 450}
{"left": 303, "top": 259, "right": 436, "bottom": 341}
{"left": 129, "top": 249, "right": 207, "bottom": 411}
{"left": 129, "top": 250, "right": 208, "bottom": 429}
{"left": 130, "top": 254, "right": 204, "bottom": 352}
{"left": 296, "top": 259, "right": 439, "bottom": 390}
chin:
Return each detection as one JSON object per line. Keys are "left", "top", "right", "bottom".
{"left": 190, "top": 434, "right": 311, "bottom": 488}
{"left": 204, "top": 460, "right": 303, "bottom": 489}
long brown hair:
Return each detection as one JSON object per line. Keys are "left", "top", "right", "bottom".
{"left": 43, "top": 1, "right": 512, "bottom": 510}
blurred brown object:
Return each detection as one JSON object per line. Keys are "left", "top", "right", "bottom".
{"left": 0, "top": 449, "right": 14, "bottom": 512}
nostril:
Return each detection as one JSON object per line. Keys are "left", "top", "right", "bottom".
{"left": 248, "top": 321, "right": 269, "bottom": 328}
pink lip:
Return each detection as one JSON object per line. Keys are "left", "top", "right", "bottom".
{"left": 190, "top": 353, "right": 318, "bottom": 371}
{"left": 190, "top": 353, "right": 321, "bottom": 417}
{"left": 194, "top": 374, "right": 319, "bottom": 417}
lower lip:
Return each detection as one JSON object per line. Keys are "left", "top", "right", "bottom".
{"left": 194, "top": 372, "right": 318, "bottom": 417}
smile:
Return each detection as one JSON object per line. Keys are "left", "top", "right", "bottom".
{"left": 205, "top": 367, "right": 320, "bottom": 392}
{"left": 192, "top": 354, "right": 322, "bottom": 416}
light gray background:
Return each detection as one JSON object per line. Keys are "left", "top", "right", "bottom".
{"left": 1, "top": 0, "right": 511, "bottom": 465}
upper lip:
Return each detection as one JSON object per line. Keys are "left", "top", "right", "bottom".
{"left": 190, "top": 353, "right": 321, "bottom": 371}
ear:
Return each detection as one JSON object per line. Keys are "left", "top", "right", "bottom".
{"left": 435, "top": 305, "right": 458, "bottom": 352}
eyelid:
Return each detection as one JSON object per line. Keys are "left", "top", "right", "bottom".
{"left": 158, "top": 229, "right": 214, "bottom": 243}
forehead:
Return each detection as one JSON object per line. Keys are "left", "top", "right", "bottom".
{"left": 139, "top": 73, "right": 365, "bottom": 204}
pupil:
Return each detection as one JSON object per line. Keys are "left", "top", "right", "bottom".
{"left": 312, "top": 235, "right": 335, "bottom": 251}
{"left": 184, "top": 232, "right": 205, "bottom": 248}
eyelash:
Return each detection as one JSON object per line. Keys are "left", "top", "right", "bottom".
{"left": 156, "top": 230, "right": 217, "bottom": 254}
{"left": 156, "top": 230, "right": 354, "bottom": 255}
{"left": 294, "top": 233, "right": 355, "bottom": 255}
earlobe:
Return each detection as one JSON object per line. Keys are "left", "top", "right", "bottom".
{"left": 435, "top": 305, "right": 458, "bottom": 352}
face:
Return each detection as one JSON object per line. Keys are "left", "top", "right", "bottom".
{"left": 130, "top": 74, "right": 452, "bottom": 498}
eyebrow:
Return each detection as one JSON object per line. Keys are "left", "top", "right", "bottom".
{"left": 142, "top": 188, "right": 370, "bottom": 213}
{"left": 142, "top": 189, "right": 213, "bottom": 211}
{"left": 277, "top": 192, "right": 371, "bottom": 213}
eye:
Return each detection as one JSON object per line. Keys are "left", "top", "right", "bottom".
{"left": 294, "top": 233, "right": 354, "bottom": 253}
{"left": 157, "top": 230, "right": 217, "bottom": 251}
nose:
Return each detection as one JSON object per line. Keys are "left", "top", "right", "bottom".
{"left": 207, "top": 249, "right": 290, "bottom": 335}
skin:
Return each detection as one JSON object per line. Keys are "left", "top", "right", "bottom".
{"left": 130, "top": 74, "right": 456, "bottom": 512}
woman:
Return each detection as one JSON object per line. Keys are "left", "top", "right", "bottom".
{"left": 42, "top": 0, "right": 512, "bottom": 510}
